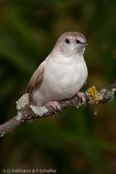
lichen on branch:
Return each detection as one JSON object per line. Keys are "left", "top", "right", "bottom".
{"left": 0, "top": 80, "right": 116, "bottom": 138}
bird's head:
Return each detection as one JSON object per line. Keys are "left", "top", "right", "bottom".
{"left": 54, "top": 31, "right": 88, "bottom": 57}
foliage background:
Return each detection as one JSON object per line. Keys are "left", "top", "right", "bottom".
{"left": 0, "top": 0, "right": 116, "bottom": 173}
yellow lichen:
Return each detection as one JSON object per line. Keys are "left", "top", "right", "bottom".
{"left": 88, "top": 86, "right": 100, "bottom": 102}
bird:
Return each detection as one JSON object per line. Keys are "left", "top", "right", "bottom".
{"left": 26, "top": 31, "right": 88, "bottom": 111}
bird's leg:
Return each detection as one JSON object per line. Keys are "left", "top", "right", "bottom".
{"left": 77, "top": 91, "right": 86, "bottom": 103}
{"left": 46, "top": 101, "right": 62, "bottom": 116}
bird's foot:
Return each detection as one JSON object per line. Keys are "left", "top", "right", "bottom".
{"left": 46, "top": 101, "right": 62, "bottom": 116}
{"left": 77, "top": 92, "right": 86, "bottom": 103}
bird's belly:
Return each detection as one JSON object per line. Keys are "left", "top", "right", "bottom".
{"left": 43, "top": 63, "right": 87, "bottom": 101}
{"left": 32, "top": 60, "right": 87, "bottom": 106}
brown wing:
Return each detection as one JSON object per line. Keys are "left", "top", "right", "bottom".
{"left": 26, "top": 61, "right": 46, "bottom": 99}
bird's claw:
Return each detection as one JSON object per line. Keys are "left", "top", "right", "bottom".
{"left": 46, "top": 101, "right": 62, "bottom": 116}
{"left": 77, "top": 92, "right": 86, "bottom": 103}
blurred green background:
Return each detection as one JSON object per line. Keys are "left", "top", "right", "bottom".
{"left": 0, "top": 0, "right": 116, "bottom": 173}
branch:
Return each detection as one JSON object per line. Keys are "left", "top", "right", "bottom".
{"left": 0, "top": 80, "right": 116, "bottom": 138}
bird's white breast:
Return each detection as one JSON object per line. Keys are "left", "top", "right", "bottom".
{"left": 32, "top": 54, "right": 88, "bottom": 106}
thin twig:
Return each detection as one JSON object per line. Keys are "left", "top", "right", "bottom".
{"left": 0, "top": 80, "right": 116, "bottom": 138}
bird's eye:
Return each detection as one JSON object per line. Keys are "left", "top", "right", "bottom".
{"left": 65, "top": 38, "right": 70, "bottom": 44}
{"left": 76, "top": 39, "right": 81, "bottom": 44}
